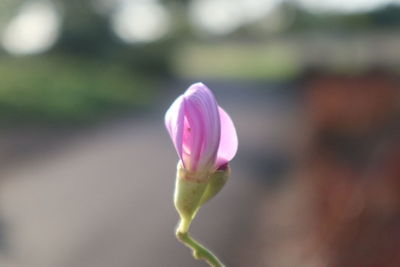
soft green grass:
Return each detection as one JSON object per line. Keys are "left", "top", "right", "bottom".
{"left": 172, "top": 42, "right": 302, "bottom": 81}
{"left": 0, "top": 56, "right": 155, "bottom": 123}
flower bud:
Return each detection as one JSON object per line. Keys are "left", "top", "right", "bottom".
{"left": 166, "top": 83, "right": 238, "bottom": 233}
{"left": 165, "top": 83, "right": 238, "bottom": 174}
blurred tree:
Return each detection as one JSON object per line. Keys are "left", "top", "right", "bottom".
{"left": 50, "top": 0, "right": 175, "bottom": 77}
{"left": 370, "top": 4, "right": 400, "bottom": 27}
{"left": 278, "top": 2, "right": 400, "bottom": 33}
{"left": 53, "top": 0, "right": 117, "bottom": 57}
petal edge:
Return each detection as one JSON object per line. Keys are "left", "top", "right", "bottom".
{"left": 216, "top": 106, "right": 238, "bottom": 167}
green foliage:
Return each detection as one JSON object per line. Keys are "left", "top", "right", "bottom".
{"left": 0, "top": 56, "right": 155, "bottom": 123}
{"left": 287, "top": 3, "right": 400, "bottom": 33}
{"left": 173, "top": 43, "right": 301, "bottom": 81}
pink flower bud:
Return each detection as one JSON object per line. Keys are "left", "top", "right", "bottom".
{"left": 165, "top": 83, "right": 238, "bottom": 174}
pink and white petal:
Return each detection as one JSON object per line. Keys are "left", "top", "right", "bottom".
{"left": 164, "top": 95, "right": 185, "bottom": 162}
{"left": 183, "top": 98, "right": 204, "bottom": 171}
{"left": 216, "top": 106, "right": 238, "bottom": 167}
{"left": 193, "top": 83, "right": 221, "bottom": 164}
{"left": 184, "top": 83, "right": 220, "bottom": 170}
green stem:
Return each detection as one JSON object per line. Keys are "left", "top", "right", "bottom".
{"left": 176, "top": 224, "right": 225, "bottom": 267}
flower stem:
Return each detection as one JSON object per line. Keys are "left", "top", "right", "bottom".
{"left": 176, "top": 223, "right": 225, "bottom": 267}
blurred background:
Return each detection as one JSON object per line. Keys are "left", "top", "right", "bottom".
{"left": 0, "top": 0, "right": 399, "bottom": 266}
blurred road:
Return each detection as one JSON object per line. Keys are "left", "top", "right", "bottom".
{"left": 0, "top": 82, "right": 302, "bottom": 267}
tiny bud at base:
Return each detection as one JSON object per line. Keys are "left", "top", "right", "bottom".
{"left": 199, "top": 166, "right": 230, "bottom": 206}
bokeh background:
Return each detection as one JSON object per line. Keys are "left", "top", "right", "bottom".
{"left": 0, "top": 0, "right": 399, "bottom": 266}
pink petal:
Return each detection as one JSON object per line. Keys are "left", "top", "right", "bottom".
{"left": 183, "top": 83, "right": 220, "bottom": 171}
{"left": 216, "top": 106, "right": 238, "bottom": 167}
{"left": 165, "top": 82, "right": 236, "bottom": 173}
{"left": 165, "top": 95, "right": 185, "bottom": 164}
{"left": 182, "top": 98, "right": 203, "bottom": 170}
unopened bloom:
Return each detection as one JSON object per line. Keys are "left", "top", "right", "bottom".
{"left": 165, "top": 83, "right": 238, "bottom": 234}
{"left": 165, "top": 82, "right": 238, "bottom": 178}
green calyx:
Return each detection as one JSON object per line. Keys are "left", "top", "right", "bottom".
{"left": 174, "top": 163, "right": 230, "bottom": 233}
{"left": 199, "top": 166, "right": 230, "bottom": 206}
{"left": 174, "top": 163, "right": 230, "bottom": 267}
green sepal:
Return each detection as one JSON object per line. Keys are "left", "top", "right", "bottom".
{"left": 199, "top": 167, "right": 230, "bottom": 206}
{"left": 174, "top": 163, "right": 231, "bottom": 234}
{"left": 174, "top": 165, "right": 208, "bottom": 233}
